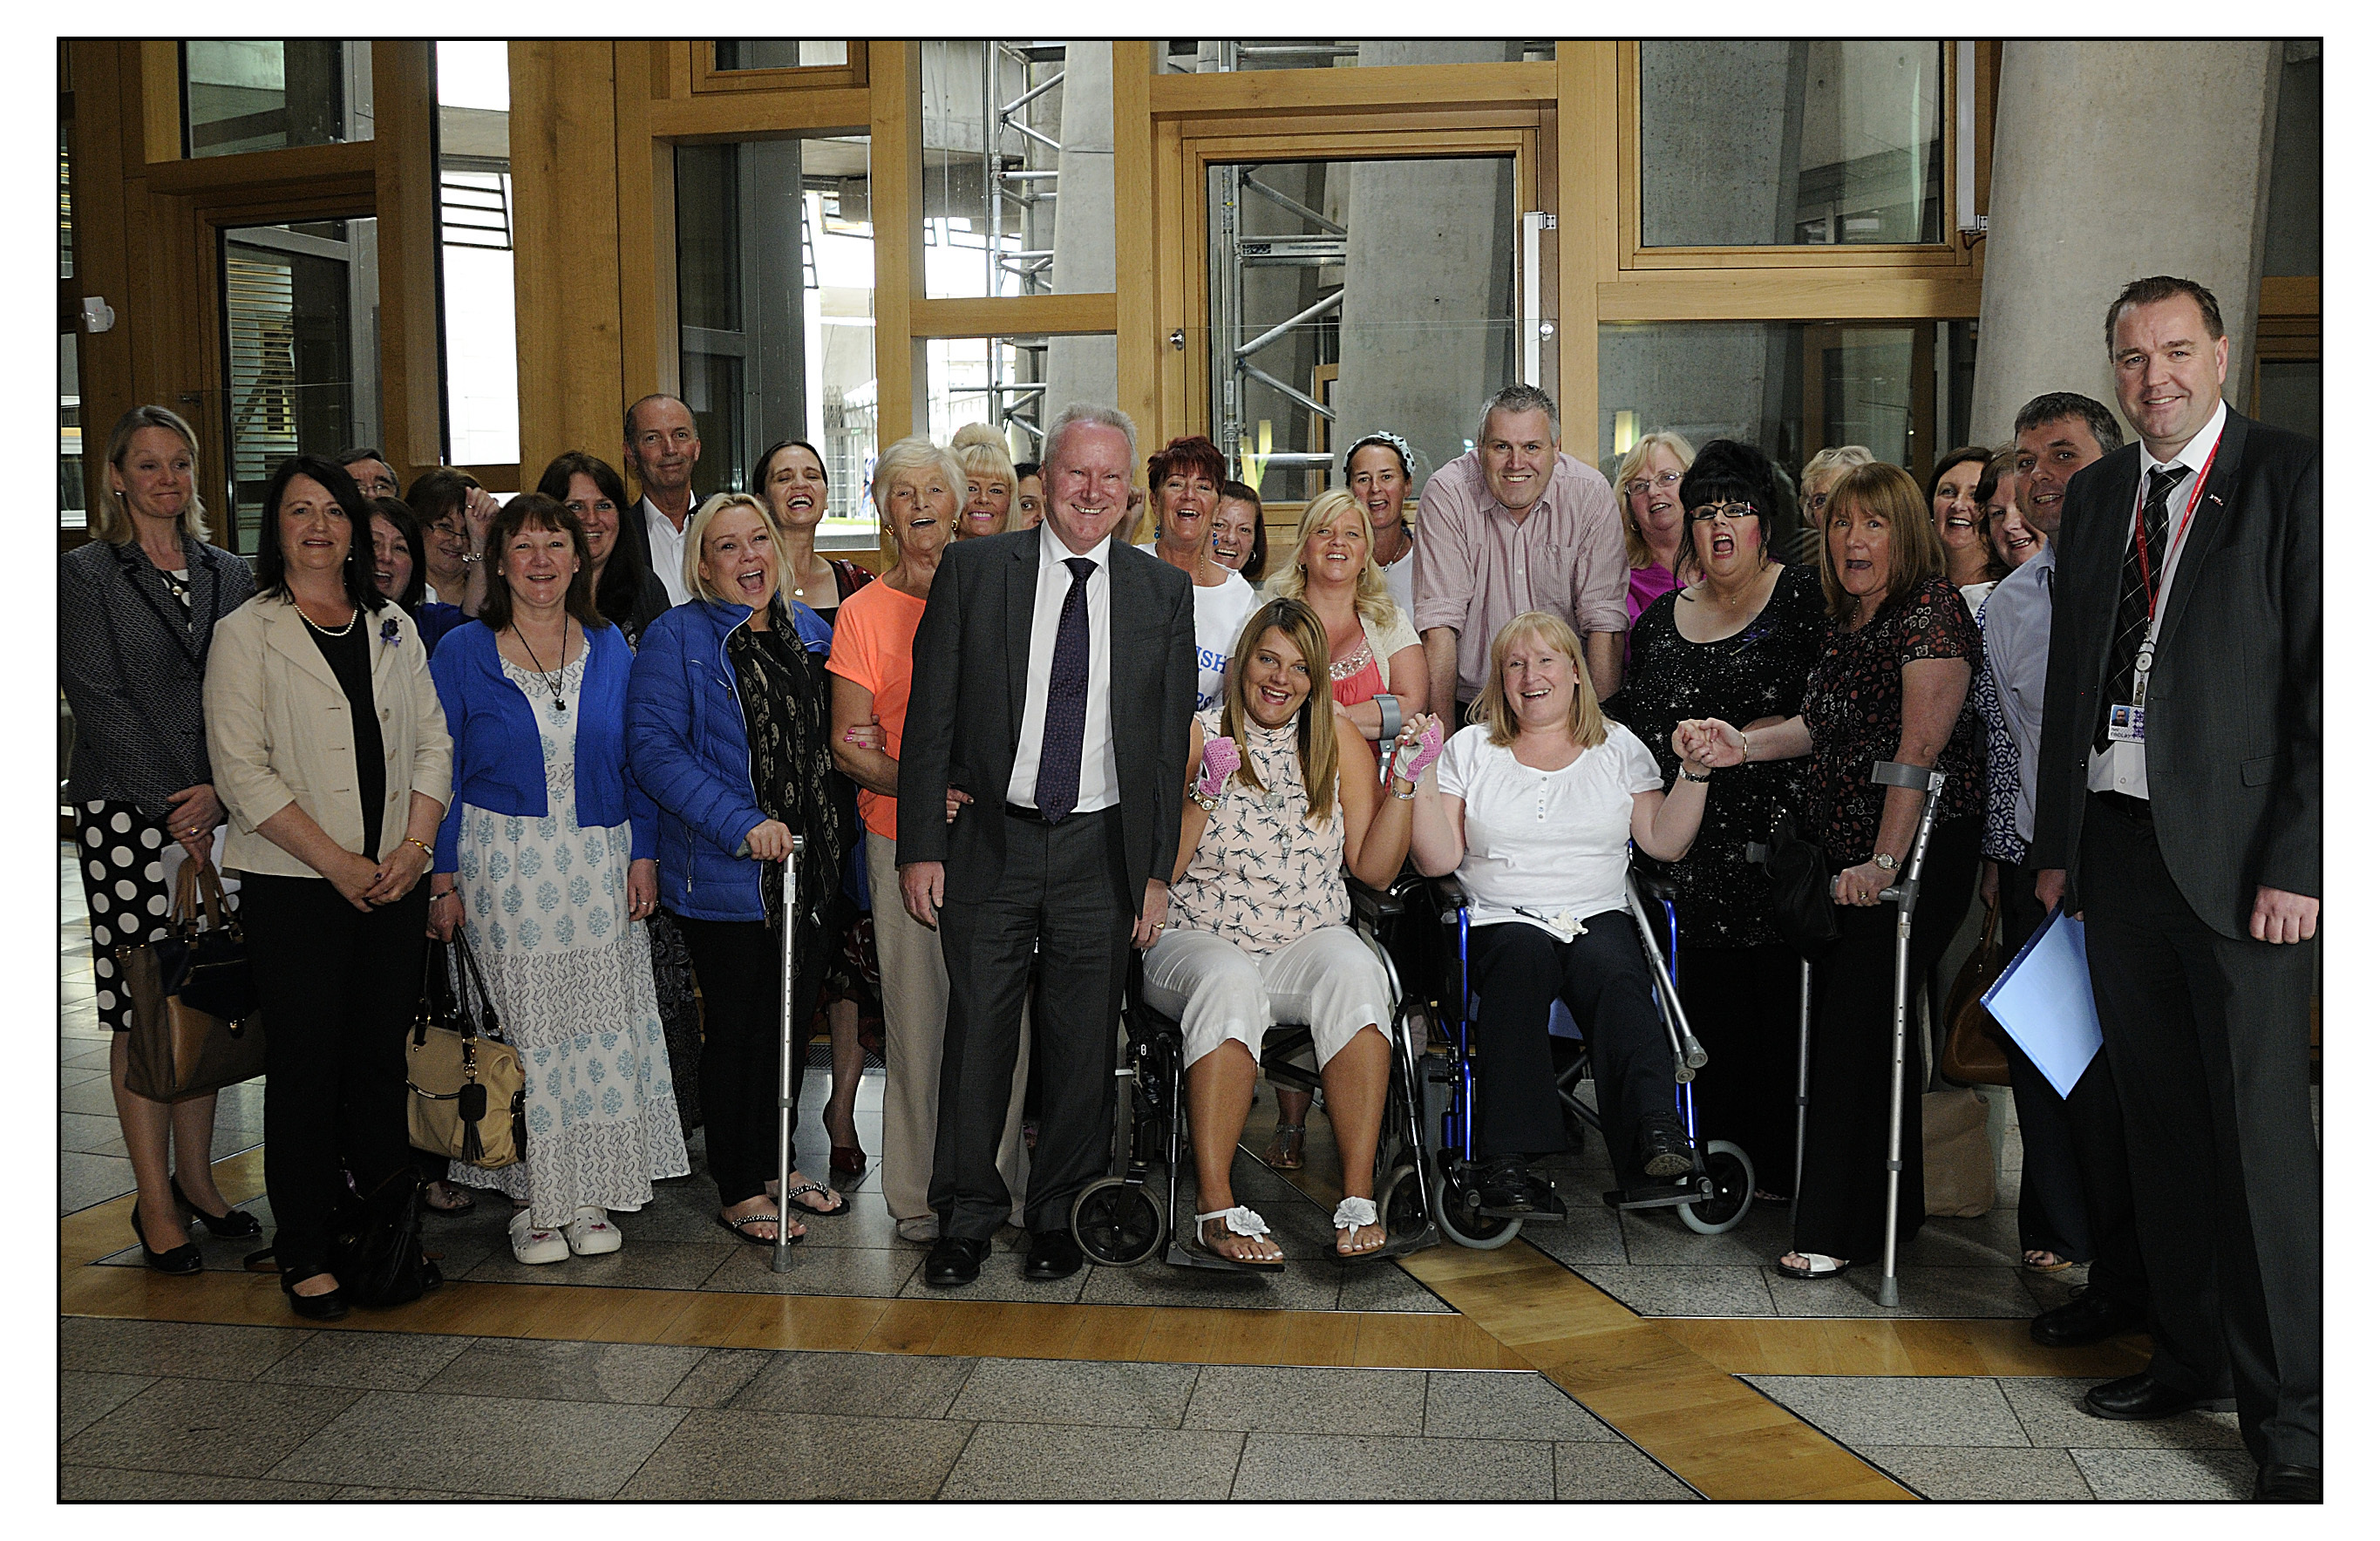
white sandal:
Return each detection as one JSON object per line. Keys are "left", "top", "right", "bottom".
{"left": 1775, "top": 1251, "right": 1853, "bottom": 1280}
{"left": 508, "top": 1208, "right": 568, "bottom": 1266}
{"left": 1193, "top": 1205, "right": 1284, "bottom": 1269}
{"left": 1332, "top": 1196, "right": 1388, "bottom": 1259}
{"left": 565, "top": 1205, "right": 621, "bottom": 1256}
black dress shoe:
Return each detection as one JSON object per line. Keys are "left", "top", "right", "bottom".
{"left": 1637, "top": 1115, "right": 1693, "bottom": 1179}
{"left": 280, "top": 1271, "right": 350, "bottom": 1322}
{"left": 2082, "top": 1371, "right": 2234, "bottom": 1421}
{"left": 129, "top": 1205, "right": 202, "bottom": 1276}
{"left": 2254, "top": 1463, "right": 2321, "bottom": 1503}
{"left": 2030, "top": 1285, "right": 2145, "bottom": 1348}
{"left": 1023, "top": 1229, "right": 1083, "bottom": 1282}
{"left": 921, "top": 1235, "right": 987, "bottom": 1288}
{"left": 171, "top": 1176, "right": 263, "bottom": 1239}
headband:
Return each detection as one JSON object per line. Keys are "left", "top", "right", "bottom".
{"left": 1342, "top": 431, "right": 1415, "bottom": 482}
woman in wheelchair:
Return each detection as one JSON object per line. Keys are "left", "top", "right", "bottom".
{"left": 1144, "top": 597, "right": 1444, "bottom": 1264}
{"left": 1406, "top": 611, "right": 1724, "bottom": 1218}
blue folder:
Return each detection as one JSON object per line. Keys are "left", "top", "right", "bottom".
{"left": 1981, "top": 909, "right": 2103, "bottom": 1098}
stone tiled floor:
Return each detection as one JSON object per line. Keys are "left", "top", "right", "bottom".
{"left": 58, "top": 1320, "right": 1695, "bottom": 1501}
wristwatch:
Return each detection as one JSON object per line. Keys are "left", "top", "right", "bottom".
{"left": 1871, "top": 852, "right": 1901, "bottom": 872}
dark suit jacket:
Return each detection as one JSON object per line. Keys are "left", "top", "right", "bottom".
{"left": 2034, "top": 408, "right": 2319, "bottom": 940}
{"left": 895, "top": 530, "right": 1197, "bottom": 905}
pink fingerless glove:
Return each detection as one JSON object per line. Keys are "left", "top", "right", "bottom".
{"left": 1196, "top": 737, "right": 1243, "bottom": 800}
{"left": 1391, "top": 719, "right": 1445, "bottom": 783}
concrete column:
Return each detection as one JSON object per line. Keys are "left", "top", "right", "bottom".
{"left": 1044, "top": 42, "right": 1118, "bottom": 422}
{"left": 1969, "top": 41, "right": 2280, "bottom": 446}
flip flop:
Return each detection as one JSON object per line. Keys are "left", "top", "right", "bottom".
{"left": 1774, "top": 1252, "right": 1855, "bottom": 1280}
{"left": 1331, "top": 1196, "right": 1392, "bottom": 1265}
{"left": 1192, "top": 1206, "right": 1286, "bottom": 1272}
{"left": 718, "top": 1209, "right": 802, "bottom": 1246}
{"left": 782, "top": 1180, "right": 852, "bottom": 1218}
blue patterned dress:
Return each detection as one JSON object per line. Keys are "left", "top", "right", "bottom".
{"left": 450, "top": 655, "right": 690, "bottom": 1220}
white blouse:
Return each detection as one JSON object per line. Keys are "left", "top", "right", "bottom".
{"left": 1435, "top": 722, "right": 1663, "bottom": 936}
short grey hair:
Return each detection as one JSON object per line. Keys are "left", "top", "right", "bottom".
{"left": 1045, "top": 403, "right": 1139, "bottom": 472}
{"left": 1476, "top": 384, "right": 1561, "bottom": 446}
{"left": 870, "top": 434, "right": 967, "bottom": 520}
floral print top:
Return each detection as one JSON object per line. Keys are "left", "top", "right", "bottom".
{"left": 1172, "top": 709, "right": 1348, "bottom": 956}
{"left": 1801, "top": 574, "right": 1985, "bottom": 869}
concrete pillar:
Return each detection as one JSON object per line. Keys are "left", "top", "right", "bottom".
{"left": 1044, "top": 42, "right": 1118, "bottom": 423}
{"left": 1969, "top": 41, "right": 2280, "bottom": 446}
{"left": 1330, "top": 41, "right": 1522, "bottom": 482}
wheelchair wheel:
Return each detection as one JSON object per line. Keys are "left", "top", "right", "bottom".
{"left": 1429, "top": 1165, "right": 1523, "bottom": 1250}
{"left": 1380, "top": 1163, "right": 1431, "bottom": 1248}
{"left": 1071, "top": 1178, "right": 1165, "bottom": 1266}
{"left": 1677, "top": 1139, "right": 1754, "bottom": 1236}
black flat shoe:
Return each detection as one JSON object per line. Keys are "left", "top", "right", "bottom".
{"left": 2082, "top": 1371, "right": 2234, "bottom": 1422}
{"left": 280, "top": 1269, "right": 350, "bottom": 1322}
{"left": 1023, "top": 1228, "right": 1082, "bottom": 1282}
{"left": 2254, "top": 1463, "right": 2321, "bottom": 1503}
{"left": 1637, "top": 1115, "right": 1693, "bottom": 1179}
{"left": 2030, "top": 1284, "right": 2145, "bottom": 1348}
{"left": 128, "top": 1205, "right": 202, "bottom": 1275}
{"left": 921, "top": 1235, "right": 987, "bottom": 1288}
{"left": 171, "top": 1176, "right": 263, "bottom": 1239}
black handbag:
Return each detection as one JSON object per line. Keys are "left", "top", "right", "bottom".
{"left": 327, "top": 1169, "right": 439, "bottom": 1308}
{"left": 1748, "top": 809, "right": 1839, "bottom": 959}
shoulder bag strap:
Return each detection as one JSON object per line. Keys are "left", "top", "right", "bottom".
{"left": 449, "top": 930, "right": 502, "bottom": 1039}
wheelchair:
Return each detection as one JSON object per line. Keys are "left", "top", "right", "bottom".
{"left": 1067, "top": 879, "right": 1440, "bottom": 1269}
{"left": 1411, "top": 864, "right": 1757, "bottom": 1249}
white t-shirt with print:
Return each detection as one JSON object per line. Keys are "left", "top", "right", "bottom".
{"left": 1193, "top": 572, "right": 1260, "bottom": 712}
{"left": 1435, "top": 721, "right": 1663, "bottom": 935}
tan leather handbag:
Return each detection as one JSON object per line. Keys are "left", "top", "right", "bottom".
{"left": 1941, "top": 894, "right": 2011, "bottom": 1087}
{"left": 119, "top": 859, "right": 267, "bottom": 1101}
{"left": 405, "top": 934, "right": 526, "bottom": 1169}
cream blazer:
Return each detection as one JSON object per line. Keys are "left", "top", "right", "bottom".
{"left": 203, "top": 594, "right": 452, "bottom": 878}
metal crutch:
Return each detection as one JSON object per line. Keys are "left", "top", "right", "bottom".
{"left": 772, "top": 835, "right": 809, "bottom": 1274}
{"left": 1622, "top": 875, "right": 1708, "bottom": 1082}
{"left": 1791, "top": 959, "right": 1812, "bottom": 1234}
{"left": 1869, "top": 761, "right": 1946, "bottom": 1308}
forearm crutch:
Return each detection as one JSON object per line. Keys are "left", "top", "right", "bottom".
{"left": 773, "top": 834, "right": 809, "bottom": 1275}
{"left": 1622, "top": 879, "right": 1708, "bottom": 1081}
{"left": 1869, "top": 761, "right": 1946, "bottom": 1308}
{"left": 1792, "top": 959, "right": 1812, "bottom": 1232}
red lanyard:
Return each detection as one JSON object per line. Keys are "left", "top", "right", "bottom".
{"left": 2132, "top": 430, "right": 2220, "bottom": 608}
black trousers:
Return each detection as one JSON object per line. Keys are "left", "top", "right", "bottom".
{"left": 673, "top": 913, "right": 826, "bottom": 1208}
{"left": 933, "top": 809, "right": 1129, "bottom": 1239}
{"left": 1468, "top": 914, "right": 1676, "bottom": 1178}
{"left": 1794, "top": 817, "right": 1979, "bottom": 1262}
{"left": 242, "top": 873, "right": 427, "bottom": 1277}
{"left": 1990, "top": 860, "right": 2093, "bottom": 1261}
{"left": 2079, "top": 795, "right": 2318, "bottom": 1467}
{"left": 1676, "top": 940, "right": 1803, "bottom": 1198}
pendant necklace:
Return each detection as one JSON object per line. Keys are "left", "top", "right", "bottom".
{"left": 513, "top": 624, "right": 569, "bottom": 716}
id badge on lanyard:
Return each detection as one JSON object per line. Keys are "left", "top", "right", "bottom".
{"left": 2107, "top": 441, "right": 2218, "bottom": 747}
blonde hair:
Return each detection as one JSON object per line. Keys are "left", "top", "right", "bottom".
{"left": 683, "top": 492, "right": 777, "bottom": 605}
{"left": 93, "top": 405, "right": 209, "bottom": 545}
{"left": 949, "top": 422, "right": 1017, "bottom": 536}
{"left": 870, "top": 435, "right": 966, "bottom": 560}
{"left": 1614, "top": 430, "right": 1693, "bottom": 568}
{"left": 1217, "top": 597, "right": 1342, "bottom": 826}
{"left": 1471, "top": 611, "right": 1608, "bottom": 750}
{"left": 1264, "top": 489, "right": 1399, "bottom": 633}
{"left": 1814, "top": 462, "right": 1945, "bottom": 624}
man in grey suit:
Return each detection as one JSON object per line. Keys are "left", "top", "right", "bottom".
{"left": 897, "top": 403, "right": 1197, "bottom": 1286}
{"left": 2033, "top": 276, "right": 2320, "bottom": 1501}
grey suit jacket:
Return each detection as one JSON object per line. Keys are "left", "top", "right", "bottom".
{"left": 895, "top": 530, "right": 1196, "bottom": 905}
{"left": 2033, "top": 410, "right": 2319, "bottom": 940}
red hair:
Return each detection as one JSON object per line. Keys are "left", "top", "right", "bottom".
{"left": 1146, "top": 434, "right": 1227, "bottom": 492}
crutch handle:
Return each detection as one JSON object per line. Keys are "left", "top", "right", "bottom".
{"left": 1868, "top": 760, "right": 1941, "bottom": 792}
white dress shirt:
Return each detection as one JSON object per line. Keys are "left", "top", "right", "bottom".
{"left": 1006, "top": 522, "right": 1119, "bottom": 813}
{"left": 643, "top": 497, "right": 693, "bottom": 607}
{"left": 2089, "top": 400, "right": 2227, "bottom": 800}
{"left": 1984, "top": 543, "right": 2057, "bottom": 844}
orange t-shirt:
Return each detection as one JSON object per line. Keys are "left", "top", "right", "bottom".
{"left": 826, "top": 579, "right": 928, "bottom": 841}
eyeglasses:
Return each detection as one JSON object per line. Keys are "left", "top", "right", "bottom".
{"left": 1622, "top": 469, "right": 1682, "bottom": 499}
{"left": 1689, "top": 502, "right": 1760, "bottom": 524}
{"left": 1802, "top": 490, "right": 1831, "bottom": 513}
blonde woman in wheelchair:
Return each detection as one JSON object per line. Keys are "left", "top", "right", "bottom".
{"left": 1142, "top": 597, "right": 1444, "bottom": 1264}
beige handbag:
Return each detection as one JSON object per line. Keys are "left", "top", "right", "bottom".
{"left": 119, "top": 859, "right": 268, "bottom": 1102}
{"left": 405, "top": 933, "right": 526, "bottom": 1169}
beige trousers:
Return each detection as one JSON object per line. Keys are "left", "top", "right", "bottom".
{"left": 867, "top": 830, "right": 1030, "bottom": 1224}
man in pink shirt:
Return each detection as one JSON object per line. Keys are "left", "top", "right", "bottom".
{"left": 1411, "top": 384, "right": 1630, "bottom": 720}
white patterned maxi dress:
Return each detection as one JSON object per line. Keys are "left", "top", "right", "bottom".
{"left": 450, "top": 655, "right": 690, "bottom": 1220}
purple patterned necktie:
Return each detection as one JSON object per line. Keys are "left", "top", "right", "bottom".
{"left": 1034, "top": 557, "right": 1098, "bottom": 821}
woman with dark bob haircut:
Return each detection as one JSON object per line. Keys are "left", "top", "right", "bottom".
{"left": 204, "top": 455, "right": 452, "bottom": 1319}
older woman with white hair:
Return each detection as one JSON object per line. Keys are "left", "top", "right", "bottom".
{"left": 627, "top": 492, "right": 850, "bottom": 1246}
{"left": 1790, "top": 445, "right": 1875, "bottom": 567}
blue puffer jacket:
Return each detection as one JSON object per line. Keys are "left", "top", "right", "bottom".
{"left": 627, "top": 596, "right": 833, "bottom": 922}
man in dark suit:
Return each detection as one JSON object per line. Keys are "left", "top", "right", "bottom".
{"left": 2034, "top": 276, "right": 2320, "bottom": 1502}
{"left": 897, "top": 403, "right": 1197, "bottom": 1286}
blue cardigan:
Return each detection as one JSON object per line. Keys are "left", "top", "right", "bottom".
{"left": 428, "top": 620, "right": 656, "bottom": 870}
{"left": 626, "top": 596, "right": 833, "bottom": 922}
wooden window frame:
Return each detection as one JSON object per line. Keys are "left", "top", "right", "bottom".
{"left": 690, "top": 41, "right": 869, "bottom": 95}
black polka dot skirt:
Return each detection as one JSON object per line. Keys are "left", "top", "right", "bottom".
{"left": 76, "top": 799, "right": 180, "bottom": 1034}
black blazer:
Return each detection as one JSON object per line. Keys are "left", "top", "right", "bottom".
{"left": 896, "top": 530, "right": 1196, "bottom": 904}
{"left": 59, "top": 534, "right": 255, "bottom": 818}
{"left": 2033, "top": 409, "right": 2319, "bottom": 940}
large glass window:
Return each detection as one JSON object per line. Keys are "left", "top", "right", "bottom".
{"left": 675, "top": 135, "right": 876, "bottom": 542}
{"left": 925, "top": 334, "right": 1117, "bottom": 459}
{"left": 713, "top": 42, "right": 848, "bottom": 71}
{"left": 921, "top": 41, "right": 1107, "bottom": 302}
{"left": 1639, "top": 42, "right": 1942, "bottom": 248}
{"left": 182, "top": 42, "right": 372, "bottom": 159}
{"left": 435, "top": 41, "right": 518, "bottom": 468}
{"left": 219, "top": 218, "right": 382, "bottom": 554}
{"left": 1208, "top": 155, "right": 1520, "bottom": 505}
{"left": 1596, "top": 319, "right": 1974, "bottom": 489}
